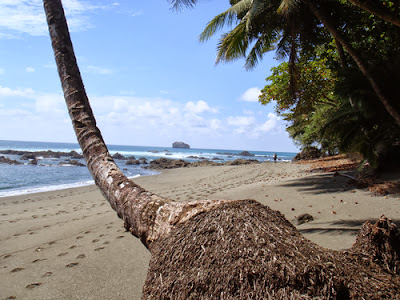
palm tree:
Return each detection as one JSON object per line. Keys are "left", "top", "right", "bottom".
{"left": 194, "top": 0, "right": 400, "bottom": 127}
{"left": 43, "top": 0, "right": 400, "bottom": 298}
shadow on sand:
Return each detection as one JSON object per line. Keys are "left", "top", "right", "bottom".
{"left": 279, "top": 171, "right": 359, "bottom": 195}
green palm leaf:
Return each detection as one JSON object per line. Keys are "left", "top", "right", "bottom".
{"left": 215, "top": 19, "right": 249, "bottom": 64}
{"left": 199, "top": 0, "right": 252, "bottom": 42}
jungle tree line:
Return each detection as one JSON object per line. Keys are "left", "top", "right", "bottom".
{"left": 177, "top": 0, "right": 400, "bottom": 169}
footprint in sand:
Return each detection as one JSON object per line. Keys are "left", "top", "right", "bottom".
{"left": 32, "top": 259, "right": 47, "bottom": 263}
{"left": 76, "top": 236, "right": 83, "bottom": 240}
{"left": 58, "top": 252, "right": 68, "bottom": 257}
{"left": 116, "top": 235, "right": 125, "bottom": 239}
{"left": 69, "top": 245, "right": 77, "bottom": 249}
{"left": 103, "top": 241, "right": 110, "bottom": 245}
{"left": 66, "top": 262, "right": 79, "bottom": 267}
{"left": 48, "top": 241, "right": 56, "bottom": 245}
{"left": 94, "top": 247, "right": 105, "bottom": 251}
{"left": 26, "top": 283, "right": 42, "bottom": 289}
{"left": 5, "top": 296, "right": 16, "bottom": 299}
{"left": 43, "top": 271, "right": 53, "bottom": 277}
{"left": 76, "top": 254, "right": 86, "bottom": 259}
{"left": 10, "top": 267, "right": 25, "bottom": 273}
{"left": 92, "top": 239, "right": 100, "bottom": 243}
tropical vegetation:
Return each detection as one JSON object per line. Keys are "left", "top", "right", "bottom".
{"left": 174, "top": 0, "right": 400, "bottom": 169}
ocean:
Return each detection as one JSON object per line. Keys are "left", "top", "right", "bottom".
{"left": 0, "top": 140, "right": 296, "bottom": 197}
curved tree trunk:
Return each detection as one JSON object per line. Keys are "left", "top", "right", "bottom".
{"left": 43, "top": 0, "right": 400, "bottom": 298}
{"left": 306, "top": 1, "right": 400, "bottom": 128}
{"left": 42, "top": 0, "right": 232, "bottom": 247}
{"left": 348, "top": 0, "right": 400, "bottom": 27}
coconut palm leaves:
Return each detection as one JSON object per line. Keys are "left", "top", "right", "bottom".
{"left": 199, "top": 0, "right": 298, "bottom": 69}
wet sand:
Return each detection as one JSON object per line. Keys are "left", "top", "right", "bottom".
{"left": 1, "top": 162, "right": 399, "bottom": 299}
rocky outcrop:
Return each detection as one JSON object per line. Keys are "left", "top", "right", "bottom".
{"left": 226, "top": 159, "right": 260, "bottom": 165}
{"left": 28, "top": 158, "right": 38, "bottom": 165}
{"left": 112, "top": 152, "right": 126, "bottom": 160}
{"left": 0, "top": 156, "right": 23, "bottom": 165}
{"left": 238, "top": 151, "right": 255, "bottom": 157}
{"left": 126, "top": 159, "right": 141, "bottom": 165}
{"left": 147, "top": 158, "right": 191, "bottom": 169}
{"left": 58, "top": 160, "right": 85, "bottom": 167}
{"left": 139, "top": 158, "right": 148, "bottom": 164}
{"left": 20, "top": 154, "right": 36, "bottom": 160}
{"left": 292, "top": 147, "right": 322, "bottom": 162}
{"left": 172, "top": 142, "right": 190, "bottom": 149}
{"left": 145, "top": 158, "right": 261, "bottom": 169}
{"left": 189, "top": 160, "right": 219, "bottom": 167}
{"left": 69, "top": 150, "right": 83, "bottom": 159}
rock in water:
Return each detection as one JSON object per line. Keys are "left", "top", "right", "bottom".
{"left": 172, "top": 142, "right": 190, "bottom": 149}
{"left": 238, "top": 151, "right": 255, "bottom": 157}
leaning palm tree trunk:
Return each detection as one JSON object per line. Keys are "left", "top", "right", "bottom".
{"left": 348, "top": 0, "right": 400, "bottom": 28}
{"left": 306, "top": 1, "right": 400, "bottom": 128}
{"left": 43, "top": 0, "right": 400, "bottom": 298}
{"left": 42, "top": 0, "right": 231, "bottom": 248}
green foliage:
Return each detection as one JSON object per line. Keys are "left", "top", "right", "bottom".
{"left": 197, "top": 0, "right": 400, "bottom": 168}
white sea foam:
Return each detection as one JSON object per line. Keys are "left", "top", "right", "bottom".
{"left": 0, "top": 174, "right": 144, "bottom": 198}
{"left": 0, "top": 180, "right": 94, "bottom": 197}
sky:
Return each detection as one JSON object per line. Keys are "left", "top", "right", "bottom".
{"left": 0, "top": 0, "right": 298, "bottom": 152}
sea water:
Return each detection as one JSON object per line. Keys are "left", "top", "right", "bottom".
{"left": 0, "top": 140, "right": 296, "bottom": 197}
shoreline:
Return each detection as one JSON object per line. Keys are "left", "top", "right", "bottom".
{"left": 1, "top": 161, "right": 399, "bottom": 299}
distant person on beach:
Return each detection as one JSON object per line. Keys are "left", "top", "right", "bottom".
{"left": 273, "top": 153, "right": 277, "bottom": 162}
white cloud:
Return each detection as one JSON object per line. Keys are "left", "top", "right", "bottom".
{"left": 35, "top": 93, "right": 64, "bottom": 113}
{"left": 257, "top": 113, "right": 283, "bottom": 133}
{"left": 227, "top": 116, "right": 255, "bottom": 127}
{"left": 185, "top": 100, "right": 217, "bottom": 114}
{"left": 0, "top": 68, "right": 4, "bottom": 75}
{"left": 0, "top": 85, "right": 293, "bottom": 150}
{"left": 0, "top": 0, "right": 109, "bottom": 38}
{"left": 226, "top": 113, "right": 285, "bottom": 137}
{"left": 0, "top": 86, "right": 34, "bottom": 97}
{"left": 25, "top": 67, "right": 35, "bottom": 72}
{"left": 85, "top": 65, "right": 113, "bottom": 75}
{"left": 240, "top": 87, "right": 261, "bottom": 102}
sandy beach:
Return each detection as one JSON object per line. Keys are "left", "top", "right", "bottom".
{"left": 1, "top": 161, "right": 399, "bottom": 300}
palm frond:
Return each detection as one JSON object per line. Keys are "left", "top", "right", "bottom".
{"left": 169, "top": 0, "right": 197, "bottom": 10}
{"left": 277, "top": 0, "right": 301, "bottom": 15}
{"left": 199, "top": 0, "right": 252, "bottom": 42}
{"left": 215, "top": 19, "right": 248, "bottom": 64}
{"left": 245, "top": 31, "right": 278, "bottom": 69}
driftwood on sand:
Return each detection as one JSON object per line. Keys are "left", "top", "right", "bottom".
{"left": 43, "top": 1, "right": 400, "bottom": 298}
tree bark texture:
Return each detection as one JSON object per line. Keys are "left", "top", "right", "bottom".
{"left": 43, "top": 0, "right": 163, "bottom": 246}
{"left": 43, "top": 0, "right": 400, "bottom": 298}
{"left": 306, "top": 1, "right": 400, "bottom": 128}
{"left": 43, "top": 0, "right": 237, "bottom": 248}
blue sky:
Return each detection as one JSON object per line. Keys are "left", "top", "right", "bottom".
{"left": 0, "top": 0, "right": 298, "bottom": 152}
